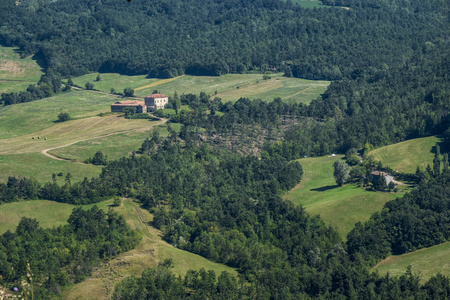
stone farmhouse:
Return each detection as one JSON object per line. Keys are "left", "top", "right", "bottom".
{"left": 144, "top": 94, "right": 169, "bottom": 111}
{"left": 371, "top": 171, "right": 394, "bottom": 186}
{"left": 111, "top": 100, "right": 147, "bottom": 113}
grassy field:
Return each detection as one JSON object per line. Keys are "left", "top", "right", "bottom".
{"left": 292, "top": 0, "right": 331, "bottom": 8}
{"left": 0, "top": 46, "right": 44, "bottom": 93}
{"left": 71, "top": 72, "right": 329, "bottom": 104}
{"left": 0, "top": 89, "right": 164, "bottom": 182}
{"left": 369, "top": 136, "right": 442, "bottom": 174}
{"left": 0, "top": 199, "right": 114, "bottom": 234}
{"left": 373, "top": 242, "right": 450, "bottom": 283}
{"left": 283, "top": 155, "right": 400, "bottom": 239}
{"left": 61, "top": 198, "right": 237, "bottom": 299}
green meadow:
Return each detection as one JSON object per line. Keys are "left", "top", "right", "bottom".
{"left": 71, "top": 72, "right": 329, "bottom": 104}
{"left": 373, "top": 242, "right": 450, "bottom": 283}
{"left": 284, "top": 155, "right": 399, "bottom": 239}
{"left": 0, "top": 46, "right": 44, "bottom": 93}
{"left": 369, "top": 136, "right": 442, "bottom": 174}
{"left": 0, "top": 199, "right": 114, "bottom": 234}
{"left": 292, "top": 0, "right": 331, "bottom": 8}
{"left": 0, "top": 89, "right": 163, "bottom": 182}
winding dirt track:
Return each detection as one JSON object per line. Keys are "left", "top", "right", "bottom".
{"left": 41, "top": 116, "right": 167, "bottom": 162}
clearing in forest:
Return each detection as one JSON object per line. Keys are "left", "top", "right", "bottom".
{"left": 0, "top": 89, "right": 163, "bottom": 182}
{"left": 369, "top": 136, "right": 442, "bottom": 174}
{"left": 70, "top": 72, "right": 329, "bottom": 104}
{"left": 372, "top": 241, "right": 450, "bottom": 283}
{"left": 283, "top": 155, "right": 399, "bottom": 239}
{"left": 0, "top": 46, "right": 44, "bottom": 93}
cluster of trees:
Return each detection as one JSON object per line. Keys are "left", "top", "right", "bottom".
{"left": 0, "top": 72, "right": 65, "bottom": 106}
{"left": 114, "top": 265, "right": 450, "bottom": 299}
{"left": 84, "top": 150, "right": 108, "bottom": 165}
{"left": 0, "top": 207, "right": 140, "bottom": 298}
{"left": 113, "top": 265, "right": 239, "bottom": 300}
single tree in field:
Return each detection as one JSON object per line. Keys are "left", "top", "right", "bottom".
{"left": 123, "top": 87, "right": 135, "bottom": 97}
{"left": 67, "top": 78, "right": 74, "bottom": 86}
{"left": 57, "top": 112, "right": 70, "bottom": 122}
{"left": 333, "top": 160, "right": 350, "bottom": 187}
{"left": 113, "top": 197, "right": 121, "bottom": 206}
{"left": 65, "top": 173, "right": 72, "bottom": 185}
{"left": 96, "top": 74, "right": 101, "bottom": 81}
{"left": 85, "top": 82, "right": 94, "bottom": 90}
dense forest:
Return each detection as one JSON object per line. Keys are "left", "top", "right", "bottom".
{"left": 1, "top": 0, "right": 450, "bottom": 298}
{"left": 2, "top": 138, "right": 450, "bottom": 298}
{"left": 0, "top": 0, "right": 448, "bottom": 79}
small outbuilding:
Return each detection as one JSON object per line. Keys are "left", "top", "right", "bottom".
{"left": 111, "top": 100, "right": 147, "bottom": 113}
{"left": 371, "top": 171, "right": 394, "bottom": 186}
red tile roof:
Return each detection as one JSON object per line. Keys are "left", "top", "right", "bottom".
{"left": 146, "top": 94, "right": 168, "bottom": 98}
{"left": 112, "top": 100, "right": 145, "bottom": 106}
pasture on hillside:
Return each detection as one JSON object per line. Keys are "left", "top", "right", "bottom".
{"left": 71, "top": 72, "right": 329, "bottom": 104}
{"left": 283, "top": 155, "right": 399, "bottom": 239}
{"left": 369, "top": 136, "right": 442, "bottom": 174}
{"left": 61, "top": 199, "right": 237, "bottom": 299}
{"left": 0, "top": 89, "right": 163, "bottom": 182}
{"left": 49, "top": 123, "right": 182, "bottom": 163}
{"left": 0, "top": 46, "right": 43, "bottom": 94}
{"left": 0, "top": 198, "right": 236, "bottom": 299}
{"left": 373, "top": 242, "right": 450, "bottom": 283}
{"left": 0, "top": 199, "right": 113, "bottom": 234}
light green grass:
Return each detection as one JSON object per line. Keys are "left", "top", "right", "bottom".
{"left": 373, "top": 242, "right": 450, "bottom": 283}
{"left": 0, "top": 89, "right": 163, "bottom": 182}
{"left": 369, "top": 136, "right": 442, "bottom": 174}
{"left": 0, "top": 46, "right": 44, "bottom": 93}
{"left": 49, "top": 123, "right": 180, "bottom": 163}
{"left": 49, "top": 131, "right": 152, "bottom": 162}
{"left": 0, "top": 153, "right": 102, "bottom": 183}
{"left": 0, "top": 90, "right": 119, "bottom": 140}
{"left": 71, "top": 73, "right": 330, "bottom": 104}
{"left": 71, "top": 73, "right": 159, "bottom": 93}
{"left": 284, "top": 155, "right": 399, "bottom": 239}
{"left": 0, "top": 199, "right": 114, "bottom": 234}
{"left": 62, "top": 198, "right": 237, "bottom": 299}
{"left": 292, "top": 0, "right": 331, "bottom": 8}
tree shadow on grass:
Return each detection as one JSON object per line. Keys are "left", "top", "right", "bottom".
{"left": 310, "top": 185, "right": 338, "bottom": 192}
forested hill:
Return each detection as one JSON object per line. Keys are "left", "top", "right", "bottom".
{"left": 0, "top": 0, "right": 448, "bottom": 79}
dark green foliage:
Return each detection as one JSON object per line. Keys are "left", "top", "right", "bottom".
{"left": 123, "top": 87, "right": 134, "bottom": 97}
{"left": 1, "top": 73, "right": 62, "bottom": 106}
{"left": 85, "top": 82, "right": 94, "bottom": 90}
{"left": 333, "top": 160, "right": 350, "bottom": 186}
{"left": 0, "top": 207, "right": 140, "bottom": 298}
{"left": 57, "top": 112, "right": 70, "bottom": 122}
{"left": 0, "top": 0, "right": 448, "bottom": 80}
{"left": 85, "top": 151, "right": 108, "bottom": 166}
{"left": 347, "top": 170, "right": 450, "bottom": 262}
{"left": 122, "top": 106, "right": 137, "bottom": 119}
